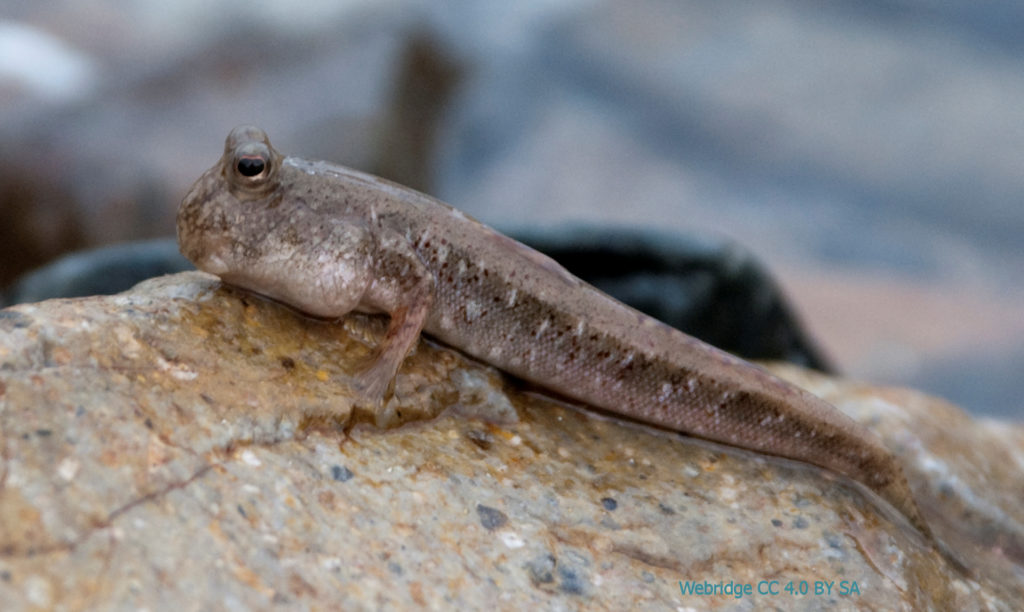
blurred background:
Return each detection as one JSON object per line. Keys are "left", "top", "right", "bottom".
{"left": 1, "top": 0, "right": 1021, "bottom": 418}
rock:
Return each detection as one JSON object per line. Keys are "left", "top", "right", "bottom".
{"left": 0, "top": 272, "right": 1020, "bottom": 610}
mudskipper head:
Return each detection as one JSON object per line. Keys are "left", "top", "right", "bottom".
{"left": 176, "top": 126, "right": 376, "bottom": 318}
{"left": 176, "top": 125, "right": 285, "bottom": 276}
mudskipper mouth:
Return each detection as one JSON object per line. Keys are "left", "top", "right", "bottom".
{"left": 179, "top": 230, "right": 235, "bottom": 277}
{"left": 196, "top": 252, "right": 230, "bottom": 276}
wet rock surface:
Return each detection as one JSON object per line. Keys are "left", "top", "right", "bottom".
{"left": 0, "top": 272, "right": 1020, "bottom": 610}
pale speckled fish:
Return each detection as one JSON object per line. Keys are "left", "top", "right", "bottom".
{"left": 177, "top": 125, "right": 932, "bottom": 540}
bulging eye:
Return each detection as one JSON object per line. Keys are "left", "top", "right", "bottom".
{"left": 222, "top": 126, "right": 282, "bottom": 197}
{"left": 236, "top": 155, "right": 266, "bottom": 177}
{"left": 232, "top": 143, "right": 272, "bottom": 181}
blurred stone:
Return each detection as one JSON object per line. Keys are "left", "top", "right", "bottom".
{"left": 0, "top": 161, "right": 86, "bottom": 288}
{"left": 0, "top": 272, "right": 1019, "bottom": 609}
{"left": 1, "top": 239, "right": 189, "bottom": 306}
{"left": 373, "top": 32, "right": 463, "bottom": 195}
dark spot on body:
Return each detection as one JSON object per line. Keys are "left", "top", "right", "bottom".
{"left": 600, "top": 497, "right": 617, "bottom": 511}
{"left": 35, "top": 429, "right": 52, "bottom": 437}
{"left": 771, "top": 518, "right": 783, "bottom": 527}
{"left": 237, "top": 505, "right": 247, "bottom": 518}
{"left": 280, "top": 356, "right": 296, "bottom": 369}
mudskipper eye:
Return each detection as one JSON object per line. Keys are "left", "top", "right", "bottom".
{"left": 237, "top": 156, "right": 266, "bottom": 177}
{"left": 223, "top": 126, "right": 280, "bottom": 196}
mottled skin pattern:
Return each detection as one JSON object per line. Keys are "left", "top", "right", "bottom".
{"left": 178, "top": 126, "right": 930, "bottom": 539}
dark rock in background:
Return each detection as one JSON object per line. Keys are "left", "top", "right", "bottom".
{"left": 1, "top": 240, "right": 190, "bottom": 305}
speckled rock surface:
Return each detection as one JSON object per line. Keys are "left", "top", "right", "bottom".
{"left": 0, "top": 272, "right": 1020, "bottom": 610}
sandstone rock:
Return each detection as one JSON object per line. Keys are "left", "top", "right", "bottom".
{"left": 0, "top": 272, "right": 1019, "bottom": 610}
